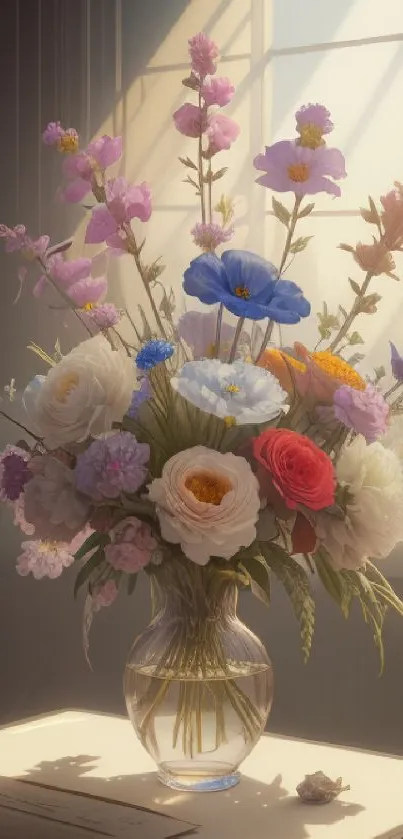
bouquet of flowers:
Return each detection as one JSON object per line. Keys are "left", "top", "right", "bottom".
{"left": 2, "top": 31, "right": 403, "bottom": 789}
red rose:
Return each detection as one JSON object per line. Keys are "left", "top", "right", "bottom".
{"left": 252, "top": 428, "right": 335, "bottom": 511}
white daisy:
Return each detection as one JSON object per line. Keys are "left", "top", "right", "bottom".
{"left": 170, "top": 358, "right": 287, "bottom": 425}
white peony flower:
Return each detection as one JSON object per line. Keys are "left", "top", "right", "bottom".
{"left": 381, "top": 414, "right": 403, "bottom": 462}
{"left": 170, "top": 358, "right": 287, "bottom": 425}
{"left": 316, "top": 435, "right": 403, "bottom": 570}
{"left": 24, "top": 335, "right": 134, "bottom": 448}
{"left": 148, "top": 445, "right": 260, "bottom": 564}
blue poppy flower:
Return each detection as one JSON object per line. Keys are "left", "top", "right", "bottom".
{"left": 183, "top": 249, "right": 311, "bottom": 323}
{"left": 390, "top": 342, "right": 403, "bottom": 381}
{"left": 136, "top": 340, "right": 174, "bottom": 371}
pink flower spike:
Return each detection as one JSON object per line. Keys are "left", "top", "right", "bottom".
{"left": 42, "top": 121, "right": 65, "bottom": 145}
{"left": 22, "top": 235, "right": 50, "bottom": 260}
{"left": 68, "top": 275, "right": 108, "bottom": 308}
{"left": 48, "top": 254, "right": 93, "bottom": 286}
{"left": 201, "top": 76, "right": 234, "bottom": 107}
{"left": 206, "top": 113, "right": 240, "bottom": 155}
{"left": 83, "top": 303, "right": 121, "bottom": 330}
{"left": 188, "top": 32, "right": 219, "bottom": 78}
{"left": 92, "top": 579, "right": 118, "bottom": 611}
{"left": 173, "top": 103, "right": 206, "bottom": 138}
{"left": 105, "top": 230, "right": 129, "bottom": 257}
{"left": 86, "top": 135, "right": 122, "bottom": 169}
{"left": 62, "top": 178, "right": 92, "bottom": 204}
{"left": 191, "top": 221, "right": 234, "bottom": 251}
{"left": 254, "top": 140, "right": 346, "bottom": 197}
{"left": 85, "top": 205, "right": 117, "bottom": 244}
{"left": 0, "top": 224, "right": 27, "bottom": 253}
{"left": 295, "top": 103, "right": 333, "bottom": 134}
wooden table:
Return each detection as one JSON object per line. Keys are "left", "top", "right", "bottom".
{"left": 0, "top": 710, "right": 402, "bottom": 838}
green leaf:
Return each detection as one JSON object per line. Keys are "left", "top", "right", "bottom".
{"left": 74, "top": 548, "right": 105, "bottom": 599}
{"left": 347, "top": 352, "right": 365, "bottom": 366}
{"left": 178, "top": 156, "right": 198, "bottom": 171}
{"left": 313, "top": 551, "right": 351, "bottom": 618}
{"left": 339, "top": 243, "right": 355, "bottom": 253}
{"left": 289, "top": 235, "right": 313, "bottom": 254}
{"left": 297, "top": 202, "right": 315, "bottom": 219}
{"left": 348, "top": 331, "right": 364, "bottom": 346}
{"left": 373, "top": 365, "right": 386, "bottom": 382}
{"left": 74, "top": 531, "right": 109, "bottom": 562}
{"left": 127, "top": 573, "right": 139, "bottom": 595}
{"left": 239, "top": 555, "right": 271, "bottom": 606}
{"left": 348, "top": 277, "right": 361, "bottom": 295}
{"left": 260, "top": 543, "right": 315, "bottom": 661}
{"left": 211, "top": 167, "right": 228, "bottom": 182}
{"left": 272, "top": 197, "right": 290, "bottom": 226}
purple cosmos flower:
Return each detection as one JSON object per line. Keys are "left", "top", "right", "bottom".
{"left": 177, "top": 309, "right": 248, "bottom": 361}
{"left": 74, "top": 432, "right": 150, "bottom": 501}
{"left": 254, "top": 140, "right": 346, "bottom": 197}
{"left": 33, "top": 253, "right": 107, "bottom": 308}
{"left": 0, "top": 224, "right": 50, "bottom": 258}
{"left": 105, "top": 516, "right": 157, "bottom": 573}
{"left": 24, "top": 455, "right": 91, "bottom": 542}
{"left": 188, "top": 32, "right": 219, "bottom": 78}
{"left": 60, "top": 135, "right": 122, "bottom": 203}
{"left": 296, "top": 104, "right": 333, "bottom": 135}
{"left": 0, "top": 444, "right": 31, "bottom": 502}
{"left": 42, "top": 122, "right": 79, "bottom": 153}
{"left": 191, "top": 222, "right": 234, "bottom": 251}
{"left": 127, "top": 377, "right": 152, "bottom": 418}
{"left": 85, "top": 178, "right": 152, "bottom": 245}
{"left": 390, "top": 342, "right": 403, "bottom": 380}
{"left": 201, "top": 76, "right": 234, "bottom": 107}
{"left": 333, "top": 385, "right": 389, "bottom": 443}
{"left": 83, "top": 303, "right": 122, "bottom": 330}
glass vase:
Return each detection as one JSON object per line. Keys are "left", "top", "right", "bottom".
{"left": 123, "top": 555, "right": 273, "bottom": 792}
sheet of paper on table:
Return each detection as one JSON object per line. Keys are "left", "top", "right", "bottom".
{"left": 0, "top": 777, "right": 197, "bottom": 839}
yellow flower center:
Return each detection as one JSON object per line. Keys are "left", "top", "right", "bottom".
{"left": 298, "top": 123, "right": 325, "bottom": 150}
{"left": 224, "top": 415, "right": 236, "bottom": 428}
{"left": 206, "top": 342, "right": 216, "bottom": 359}
{"left": 234, "top": 285, "right": 250, "bottom": 298}
{"left": 57, "top": 134, "right": 79, "bottom": 154}
{"left": 185, "top": 470, "right": 232, "bottom": 505}
{"left": 225, "top": 383, "right": 240, "bottom": 394}
{"left": 311, "top": 351, "right": 366, "bottom": 390}
{"left": 287, "top": 163, "right": 310, "bottom": 183}
{"left": 39, "top": 540, "right": 59, "bottom": 552}
{"left": 83, "top": 302, "right": 94, "bottom": 311}
{"left": 54, "top": 372, "right": 79, "bottom": 403}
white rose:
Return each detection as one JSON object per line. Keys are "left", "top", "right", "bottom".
{"left": 24, "top": 335, "right": 134, "bottom": 448}
{"left": 148, "top": 445, "right": 260, "bottom": 565}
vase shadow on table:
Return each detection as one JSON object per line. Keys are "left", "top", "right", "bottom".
{"left": 8, "top": 754, "right": 365, "bottom": 839}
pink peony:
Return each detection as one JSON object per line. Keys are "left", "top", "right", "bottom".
{"left": 148, "top": 446, "right": 260, "bottom": 565}
{"left": 191, "top": 221, "right": 234, "bottom": 251}
{"left": 254, "top": 140, "right": 346, "bottom": 197}
{"left": 85, "top": 178, "right": 152, "bottom": 245}
{"left": 206, "top": 113, "right": 240, "bottom": 155}
{"left": 201, "top": 76, "right": 234, "bottom": 107}
{"left": 188, "top": 32, "right": 219, "bottom": 78}
{"left": 105, "top": 516, "right": 157, "bottom": 573}
{"left": 173, "top": 103, "right": 206, "bottom": 138}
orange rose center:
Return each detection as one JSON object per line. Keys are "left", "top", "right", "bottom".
{"left": 57, "top": 134, "right": 79, "bottom": 154}
{"left": 185, "top": 470, "right": 232, "bottom": 505}
{"left": 287, "top": 163, "right": 310, "bottom": 183}
{"left": 54, "top": 372, "right": 79, "bottom": 403}
{"left": 234, "top": 285, "right": 250, "bottom": 298}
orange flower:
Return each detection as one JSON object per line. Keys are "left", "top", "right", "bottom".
{"left": 353, "top": 241, "right": 395, "bottom": 276}
{"left": 256, "top": 348, "right": 306, "bottom": 394}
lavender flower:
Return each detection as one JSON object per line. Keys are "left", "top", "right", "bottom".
{"left": 390, "top": 342, "right": 403, "bottom": 380}
{"left": 191, "top": 222, "right": 234, "bottom": 251}
{"left": 74, "top": 432, "right": 150, "bottom": 501}
{"left": 127, "top": 377, "right": 152, "bottom": 419}
{"left": 334, "top": 385, "right": 389, "bottom": 443}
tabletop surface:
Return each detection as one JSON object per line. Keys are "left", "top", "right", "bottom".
{"left": 0, "top": 710, "right": 402, "bottom": 839}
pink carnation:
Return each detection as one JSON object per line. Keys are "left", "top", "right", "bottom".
{"left": 201, "top": 76, "right": 234, "bottom": 107}
{"left": 206, "top": 113, "right": 240, "bottom": 155}
{"left": 173, "top": 103, "right": 206, "bottom": 138}
{"left": 105, "top": 516, "right": 157, "bottom": 573}
{"left": 333, "top": 385, "right": 389, "bottom": 443}
{"left": 85, "top": 178, "right": 151, "bottom": 245}
{"left": 188, "top": 32, "right": 219, "bottom": 78}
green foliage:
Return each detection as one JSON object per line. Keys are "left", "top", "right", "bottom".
{"left": 272, "top": 197, "right": 291, "bottom": 226}
{"left": 259, "top": 543, "right": 315, "bottom": 662}
{"left": 74, "top": 531, "right": 110, "bottom": 562}
{"left": 74, "top": 548, "right": 106, "bottom": 599}
{"left": 238, "top": 553, "right": 271, "bottom": 606}
{"left": 297, "top": 202, "right": 315, "bottom": 219}
{"left": 289, "top": 235, "right": 313, "bottom": 254}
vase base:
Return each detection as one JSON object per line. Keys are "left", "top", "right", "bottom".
{"left": 158, "top": 761, "right": 240, "bottom": 792}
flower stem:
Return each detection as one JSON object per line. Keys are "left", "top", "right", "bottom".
{"left": 214, "top": 303, "right": 224, "bottom": 359}
{"left": 207, "top": 163, "right": 213, "bottom": 224}
{"left": 278, "top": 194, "right": 303, "bottom": 276}
{"left": 124, "top": 225, "right": 169, "bottom": 340}
{"left": 384, "top": 380, "right": 403, "bottom": 401}
{"left": 0, "top": 409, "right": 43, "bottom": 445}
{"left": 229, "top": 317, "right": 245, "bottom": 363}
{"left": 255, "top": 320, "right": 274, "bottom": 364}
{"left": 198, "top": 91, "right": 206, "bottom": 224}
{"left": 328, "top": 271, "right": 373, "bottom": 353}
{"left": 37, "top": 258, "right": 93, "bottom": 337}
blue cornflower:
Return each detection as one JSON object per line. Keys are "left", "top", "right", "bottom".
{"left": 183, "top": 249, "right": 311, "bottom": 323}
{"left": 127, "top": 377, "right": 152, "bottom": 418}
{"left": 136, "top": 339, "right": 174, "bottom": 371}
